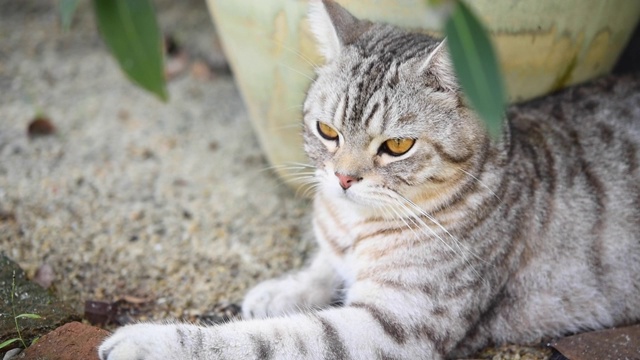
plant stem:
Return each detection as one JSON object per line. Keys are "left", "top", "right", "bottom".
{"left": 11, "top": 270, "right": 27, "bottom": 349}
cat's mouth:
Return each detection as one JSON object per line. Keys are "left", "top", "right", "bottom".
{"left": 318, "top": 167, "right": 385, "bottom": 207}
{"left": 320, "top": 174, "right": 364, "bottom": 203}
{"left": 332, "top": 183, "right": 382, "bottom": 208}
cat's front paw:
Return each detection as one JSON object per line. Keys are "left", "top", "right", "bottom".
{"left": 242, "top": 275, "right": 334, "bottom": 319}
{"left": 98, "top": 323, "right": 183, "bottom": 360}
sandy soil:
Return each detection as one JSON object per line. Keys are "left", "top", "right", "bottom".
{"left": 0, "top": 0, "right": 314, "bottom": 321}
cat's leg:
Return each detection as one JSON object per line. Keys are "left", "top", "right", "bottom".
{"left": 99, "top": 275, "right": 489, "bottom": 360}
{"left": 242, "top": 252, "right": 340, "bottom": 319}
{"left": 99, "top": 304, "right": 441, "bottom": 360}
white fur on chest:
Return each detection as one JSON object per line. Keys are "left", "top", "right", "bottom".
{"left": 313, "top": 194, "right": 380, "bottom": 287}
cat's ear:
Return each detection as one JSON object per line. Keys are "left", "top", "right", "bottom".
{"left": 308, "top": 0, "right": 371, "bottom": 61}
{"left": 419, "top": 40, "right": 459, "bottom": 93}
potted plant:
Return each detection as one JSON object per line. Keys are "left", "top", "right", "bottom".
{"left": 205, "top": 0, "right": 639, "bottom": 184}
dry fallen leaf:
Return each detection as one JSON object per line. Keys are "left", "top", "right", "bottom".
{"left": 121, "top": 295, "right": 150, "bottom": 305}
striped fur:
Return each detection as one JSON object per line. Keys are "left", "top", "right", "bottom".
{"left": 99, "top": 1, "right": 640, "bottom": 359}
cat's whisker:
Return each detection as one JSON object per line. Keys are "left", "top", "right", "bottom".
{"left": 277, "top": 171, "right": 317, "bottom": 178}
{"left": 258, "top": 166, "right": 292, "bottom": 174}
{"left": 385, "top": 202, "right": 421, "bottom": 241}
{"left": 247, "top": 29, "right": 321, "bottom": 70}
{"left": 286, "top": 178, "right": 318, "bottom": 186}
{"left": 257, "top": 168, "right": 307, "bottom": 179}
{"left": 289, "top": 175, "right": 320, "bottom": 198}
{"left": 299, "top": 182, "right": 321, "bottom": 198}
{"left": 269, "top": 38, "right": 320, "bottom": 69}
{"left": 373, "top": 201, "right": 394, "bottom": 221}
{"left": 397, "top": 203, "right": 485, "bottom": 280}
{"left": 287, "top": 162, "right": 316, "bottom": 168}
{"left": 392, "top": 198, "right": 458, "bottom": 253}
{"left": 379, "top": 203, "right": 397, "bottom": 222}
{"left": 284, "top": 172, "right": 316, "bottom": 180}
{"left": 260, "top": 169, "right": 316, "bottom": 196}
{"left": 259, "top": 162, "right": 316, "bottom": 174}
{"left": 375, "top": 187, "right": 480, "bottom": 270}
{"left": 369, "top": 202, "right": 384, "bottom": 219}
{"left": 285, "top": 169, "right": 317, "bottom": 174}
{"left": 456, "top": 168, "right": 501, "bottom": 202}
{"left": 277, "top": 176, "right": 317, "bottom": 187}
{"left": 286, "top": 104, "right": 305, "bottom": 111}
{"left": 269, "top": 123, "right": 304, "bottom": 131}
{"left": 268, "top": 162, "right": 316, "bottom": 171}
{"left": 397, "top": 196, "right": 488, "bottom": 276}
{"left": 368, "top": 190, "right": 429, "bottom": 242}
{"left": 397, "top": 204, "right": 487, "bottom": 282}
{"left": 277, "top": 63, "right": 316, "bottom": 82}
{"left": 286, "top": 176, "right": 317, "bottom": 185}
{"left": 402, "top": 198, "right": 479, "bottom": 258}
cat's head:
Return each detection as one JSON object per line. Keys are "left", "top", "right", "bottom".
{"left": 303, "top": 0, "right": 491, "bottom": 210}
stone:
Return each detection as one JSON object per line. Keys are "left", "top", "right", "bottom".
{"left": 0, "top": 254, "right": 81, "bottom": 353}
{"left": 19, "top": 322, "right": 110, "bottom": 360}
{"left": 550, "top": 324, "right": 640, "bottom": 360}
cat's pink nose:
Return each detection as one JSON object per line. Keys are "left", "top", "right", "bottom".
{"left": 335, "top": 172, "right": 360, "bottom": 190}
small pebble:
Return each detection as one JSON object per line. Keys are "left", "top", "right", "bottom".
{"left": 33, "top": 263, "right": 55, "bottom": 289}
{"left": 190, "top": 60, "right": 212, "bottom": 81}
{"left": 2, "top": 348, "right": 22, "bottom": 360}
{"left": 27, "top": 117, "right": 56, "bottom": 137}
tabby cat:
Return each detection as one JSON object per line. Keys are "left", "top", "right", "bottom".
{"left": 99, "top": 1, "right": 640, "bottom": 359}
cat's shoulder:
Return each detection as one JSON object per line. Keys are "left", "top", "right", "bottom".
{"left": 508, "top": 73, "right": 640, "bottom": 136}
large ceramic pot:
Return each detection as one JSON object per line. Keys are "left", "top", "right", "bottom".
{"left": 206, "top": 0, "right": 640, "bottom": 185}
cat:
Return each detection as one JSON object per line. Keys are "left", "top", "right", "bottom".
{"left": 98, "top": 0, "right": 640, "bottom": 359}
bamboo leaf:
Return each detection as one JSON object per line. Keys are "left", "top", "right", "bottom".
{"left": 15, "top": 313, "right": 43, "bottom": 319}
{"left": 445, "top": 1, "right": 505, "bottom": 139}
{"left": 93, "top": 0, "right": 168, "bottom": 101}
{"left": 59, "top": 0, "right": 80, "bottom": 31}
{"left": 0, "top": 338, "right": 21, "bottom": 349}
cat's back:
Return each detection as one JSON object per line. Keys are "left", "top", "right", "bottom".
{"left": 505, "top": 74, "right": 639, "bottom": 223}
{"left": 506, "top": 74, "right": 639, "bottom": 231}
{"left": 484, "top": 74, "right": 640, "bottom": 344}
{"left": 509, "top": 74, "right": 640, "bottom": 166}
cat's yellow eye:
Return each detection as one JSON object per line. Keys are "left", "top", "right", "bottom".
{"left": 317, "top": 122, "right": 339, "bottom": 141}
{"left": 382, "top": 138, "right": 415, "bottom": 156}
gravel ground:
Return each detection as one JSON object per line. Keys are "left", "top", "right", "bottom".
{"left": 0, "top": 0, "right": 314, "bottom": 321}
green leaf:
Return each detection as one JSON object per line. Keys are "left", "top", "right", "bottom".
{"left": 426, "top": 0, "right": 449, "bottom": 6}
{"left": 59, "top": 0, "right": 80, "bottom": 31}
{"left": 15, "top": 313, "right": 43, "bottom": 319}
{"left": 0, "top": 338, "right": 21, "bottom": 349}
{"left": 444, "top": 1, "right": 505, "bottom": 139}
{"left": 93, "top": 0, "right": 168, "bottom": 101}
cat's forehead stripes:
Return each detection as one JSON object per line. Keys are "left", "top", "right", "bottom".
{"left": 330, "top": 28, "right": 440, "bottom": 135}
{"left": 333, "top": 93, "right": 348, "bottom": 129}
{"left": 341, "top": 59, "right": 392, "bottom": 133}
